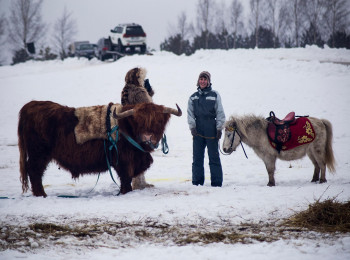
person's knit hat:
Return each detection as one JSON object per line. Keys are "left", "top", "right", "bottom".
{"left": 197, "top": 71, "right": 211, "bottom": 86}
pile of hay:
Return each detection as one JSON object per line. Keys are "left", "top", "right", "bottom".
{"left": 285, "top": 199, "right": 350, "bottom": 233}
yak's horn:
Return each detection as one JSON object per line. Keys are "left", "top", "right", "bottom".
{"left": 113, "top": 107, "right": 135, "bottom": 119}
{"left": 163, "top": 104, "right": 182, "bottom": 117}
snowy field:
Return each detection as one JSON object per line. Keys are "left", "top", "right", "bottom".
{"left": 0, "top": 46, "right": 350, "bottom": 259}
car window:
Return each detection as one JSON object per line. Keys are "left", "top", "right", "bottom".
{"left": 79, "top": 44, "right": 93, "bottom": 50}
{"left": 125, "top": 26, "right": 145, "bottom": 36}
{"left": 116, "top": 27, "right": 123, "bottom": 33}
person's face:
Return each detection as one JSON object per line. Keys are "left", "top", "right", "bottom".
{"left": 199, "top": 77, "right": 208, "bottom": 89}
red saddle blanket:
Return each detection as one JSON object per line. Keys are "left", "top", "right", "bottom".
{"left": 268, "top": 117, "right": 316, "bottom": 151}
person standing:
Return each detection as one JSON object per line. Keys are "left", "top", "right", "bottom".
{"left": 187, "top": 71, "right": 226, "bottom": 187}
{"left": 121, "top": 67, "right": 154, "bottom": 190}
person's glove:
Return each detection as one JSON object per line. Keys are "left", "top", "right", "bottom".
{"left": 191, "top": 128, "right": 197, "bottom": 137}
{"left": 144, "top": 79, "right": 153, "bottom": 93}
{"left": 216, "top": 130, "right": 222, "bottom": 139}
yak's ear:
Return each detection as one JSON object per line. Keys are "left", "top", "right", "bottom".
{"left": 163, "top": 104, "right": 182, "bottom": 117}
{"left": 113, "top": 108, "right": 134, "bottom": 119}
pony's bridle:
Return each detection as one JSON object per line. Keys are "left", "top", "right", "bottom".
{"left": 222, "top": 125, "right": 248, "bottom": 159}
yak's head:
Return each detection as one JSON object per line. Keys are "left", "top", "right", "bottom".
{"left": 114, "top": 103, "right": 182, "bottom": 152}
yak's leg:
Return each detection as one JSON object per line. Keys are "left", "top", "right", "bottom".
{"left": 264, "top": 157, "right": 276, "bottom": 186}
{"left": 27, "top": 155, "right": 50, "bottom": 197}
{"left": 120, "top": 174, "right": 132, "bottom": 194}
{"left": 308, "top": 152, "right": 320, "bottom": 182}
{"left": 132, "top": 172, "right": 154, "bottom": 190}
{"left": 119, "top": 163, "right": 134, "bottom": 194}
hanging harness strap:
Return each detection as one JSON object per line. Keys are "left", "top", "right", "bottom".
{"left": 104, "top": 104, "right": 121, "bottom": 194}
{"left": 161, "top": 134, "right": 169, "bottom": 154}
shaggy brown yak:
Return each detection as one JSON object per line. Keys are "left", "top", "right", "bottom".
{"left": 18, "top": 101, "right": 181, "bottom": 197}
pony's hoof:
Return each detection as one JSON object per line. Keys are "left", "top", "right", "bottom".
{"left": 267, "top": 182, "right": 275, "bottom": 187}
{"left": 311, "top": 178, "right": 319, "bottom": 182}
{"left": 320, "top": 179, "right": 327, "bottom": 183}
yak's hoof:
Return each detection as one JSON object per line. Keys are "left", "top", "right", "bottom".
{"left": 267, "top": 182, "right": 275, "bottom": 187}
{"left": 120, "top": 186, "right": 132, "bottom": 194}
{"left": 320, "top": 179, "right": 327, "bottom": 184}
{"left": 32, "top": 190, "right": 47, "bottom": 197}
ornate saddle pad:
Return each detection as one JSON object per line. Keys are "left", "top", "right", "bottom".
{"left": 267, "top": 112, "right": 315, "bottom": 152}
{"left": 74, "top": 103, "right": 122, "bottom": 144}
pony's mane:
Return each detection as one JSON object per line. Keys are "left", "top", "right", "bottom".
{"left": 226, "top": 114, "right": 267, "bottom": 138}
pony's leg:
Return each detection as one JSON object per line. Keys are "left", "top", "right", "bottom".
{"left": 310, "top": 147, "right": 327, "bottom": 183}
{"left": 308, "top": 152, "right": 320, "bottom": 182}
{"left": 264, "top": 157, "right": 276, "bottom": 186}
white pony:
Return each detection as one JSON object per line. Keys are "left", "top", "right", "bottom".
{"left": 222, "top": 115, "right": 335, "bottom": 186}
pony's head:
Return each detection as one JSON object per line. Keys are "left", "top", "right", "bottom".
{"left": 222, "top": 118, "right": 241, "bottom": 154}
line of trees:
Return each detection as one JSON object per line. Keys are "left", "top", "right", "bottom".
{"left": 0, "top": 0, "right": 77, "bottom": 65}
{"left": 161, "top": 0, "right": 350, "bottom": 55}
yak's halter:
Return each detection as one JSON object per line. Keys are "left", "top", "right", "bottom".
{"left": 103, "top": 104, "right": 170, "bottom": 191}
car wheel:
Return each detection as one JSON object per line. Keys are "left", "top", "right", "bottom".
{"left": 118, "top": 40, "right": 124, "bottom": 53}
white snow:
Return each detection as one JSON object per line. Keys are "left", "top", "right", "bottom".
{"left": 0, "top": 46, "right": 350, "bottom": 259}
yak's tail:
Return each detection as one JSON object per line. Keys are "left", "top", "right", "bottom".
{"left": 18, "top": 108, "right": 29, "bottom": 193}
{"left": 322, "top": 119, "right": 336, "bottom": 173}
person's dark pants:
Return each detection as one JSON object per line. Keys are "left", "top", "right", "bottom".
{"left": 192, "top": 136, "right": 223, "bottom": 186}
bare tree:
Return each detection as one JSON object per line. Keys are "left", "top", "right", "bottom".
{"left": 303, "top": 0, "right": 327, "bottom": 44}
{"left": 230, "top": 0, "right": 244, "bottom": 49}
{"left": 250, "top": 0, "right": 262, "bottom": 48}
{"left": 52, "top": 7, "right": 77, "bottom": 60}
{"left": 323, "top": 0, "right": 350, "bottom": 47}
{"left": 277, "top": 0, "right": 293, "bottom": 46}
{"left": 0, "top": 14, "right": 7, "bottom": 64}
{"left": 177, "top": 12, "right": 192, "bottom": 41}
{"left": 264, "top": 0, "right": 291, "bottom": 48}
{"left": 286, "top": 0, "right": 307, "bottom": 47}
{"left": 7, "top": 0, "right": 46, "bottom": 51}
{"left": 215, "top": 1, "right": 230, "bottom": 49}
{"left": 196, "top": 0, "right": 216, "bottom": 49}
{"left": 265, "top": 0, "right": 279, "bottom": 47}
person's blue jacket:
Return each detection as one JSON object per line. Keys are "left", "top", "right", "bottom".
{"left": 187, "top": 84, "right": 225, "bottom": 138}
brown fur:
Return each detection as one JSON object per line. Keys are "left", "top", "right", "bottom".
{"left": 222, "top": 115, "right": 336, "bottom": 186}
{"left": 74, "top": 103, "right": 122, "bottom": 144}
{"left": 18, "top": 101, "right": 171, "bottom": 197}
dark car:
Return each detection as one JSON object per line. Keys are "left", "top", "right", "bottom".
{"left": 95, "top": 38, "right": 114, "bottom": 61}
{"left": 75, "top": 43, "right": 95, "bottom": 60}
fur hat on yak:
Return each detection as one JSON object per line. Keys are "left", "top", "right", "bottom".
{"left": 121, "top": 67, "right": 154, "bottom": 106}
{"left": 197, "top": 71, "right": 211, "bottom": 87}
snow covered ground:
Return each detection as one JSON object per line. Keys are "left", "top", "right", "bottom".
{"left": 0, "top": 46, "right": 350, "bottom": 259}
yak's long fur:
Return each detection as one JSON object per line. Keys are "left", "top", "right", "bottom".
{"left": 18, "top": 101, "right": 172, "bottom": 197}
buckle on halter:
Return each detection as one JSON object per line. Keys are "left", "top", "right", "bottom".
{"left": 226, "top": 126, "right": 235, "bottom": 132}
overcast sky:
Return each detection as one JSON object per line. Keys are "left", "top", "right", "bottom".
{"left": 1, "top": 0, "right": 203, "bottom": 50}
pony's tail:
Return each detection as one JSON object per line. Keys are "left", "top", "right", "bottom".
{"left": 18, "top": 110, "right": 29, "bottom": 193}
{"left": 322, "top": 119, "right": 336, "bottom": 173}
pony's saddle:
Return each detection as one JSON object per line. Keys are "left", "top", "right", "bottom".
{"left": 266, "top": 111, "right": 296, "bottom": 152}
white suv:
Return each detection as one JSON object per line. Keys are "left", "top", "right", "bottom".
{"left": 109, "top": 23, "right": 147, "bottom": 54}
